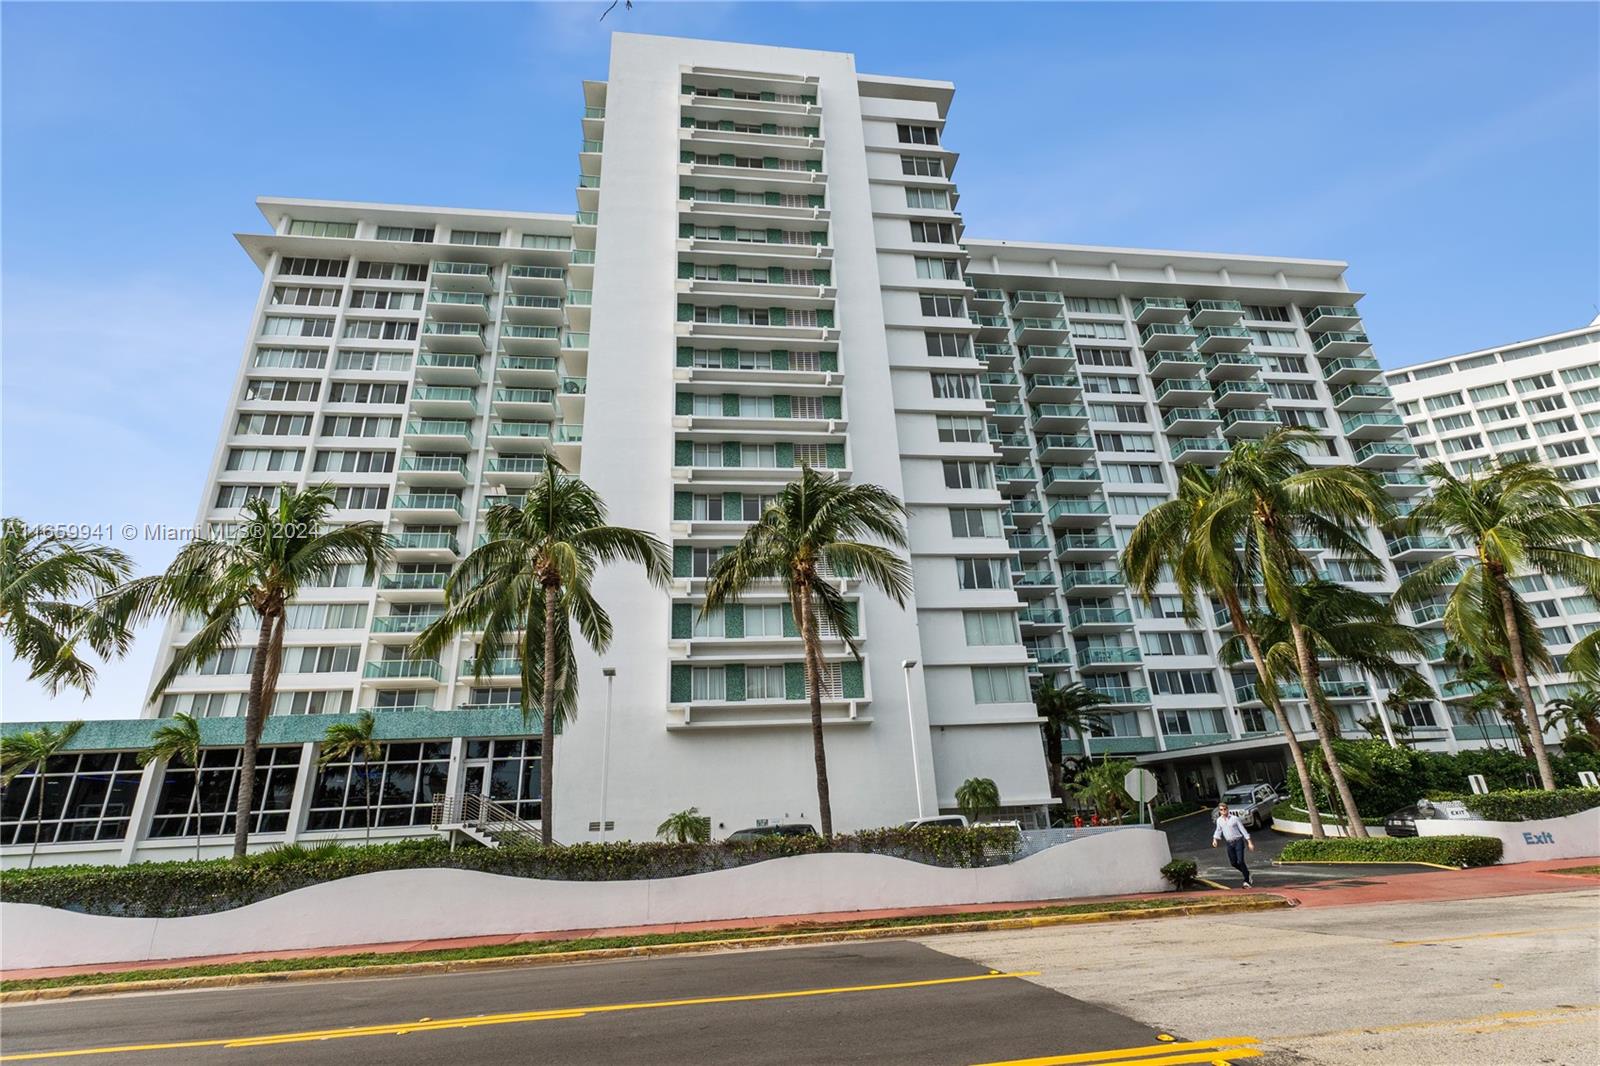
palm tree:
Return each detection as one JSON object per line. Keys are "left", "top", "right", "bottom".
{"left": 1396, "top": 459, "right": 1600, "bottom": 790}
{"left": 703, "top": 466, "right": 912, "bottom": 838}
{"left": 139, "top": 713, "right": 206, "bottom": 860}
{"left": 955, "top": 776, "right": 1001, "bottom": 824}
{"left": 656, "top": 807, "right": 712, "bottom": 843}
{"left": 1123, "top": 461, "right": 1328, "bottom": 837}
{"left": 1032, "top": 680, "right": 1108, "bottom": 802}
{"left": 1380, "top": 674, "right": 1438, "bottom": 747}
{"left": 1195, "top": 427, "right": 1394, "bottom": 837}
{"left": 1, "top": 720, "right": 84, "bottom": 869}
{"left": 319, "top": 711, "right": 384, "bottom": 846}
{"left": 414, "top": 459, "right": 670, "bottom": 845}
{"left": 1, "top": 519, "right": 132, "bottom": 695}
{"left": 103, "top": 486, "right": 388, "bottom": 858}
{"left": 1547, "top": 690, "right": 1600, "bottom": 753}
{"left": 1446, "top": 643, "right": 1525, "bottom": 752}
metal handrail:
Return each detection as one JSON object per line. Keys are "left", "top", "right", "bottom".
{"left": 431, "top": 792, "right": 549, "bottom": 846}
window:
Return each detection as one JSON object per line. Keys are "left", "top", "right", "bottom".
{"left": 909, "top": 221, "right": 956, "bottom": 244}
{"left": 335, "top": 350, "right": 412, "bottom": 372}
{"left": 741, "top": 443, "right": 780, "bottom": 467}
{"left": 349, "top": 289, "right": 423, "bottom": 311}
{"left": 1243, "top": 305, "right": 1291, "bottom": 322}
{"left": 920, "top": 293, "right": 966, "bottom": 318}
{"left": 1469, "top": 382, "right": 1511, "bottom": 402}
{"left": 328, "top": 382, "right": 406, "bottom": 405}
{"left": 915, "top": 257, "right": 961, "bottom": 280}
{"left": 897, "top": 124, "right": 939, "bottom": 145}
{"left": 943, "top": 461, "right": 993, "bottom": 489}
{"left": 262, "top": 316, "right": 335, "bottom": 338}
{"left": 355, "top": 261, "right": 428, "bottom": 281}
{"left": 283, "top": 602, "right": 367, "bottom": 630}
{"left": 901, "top": 155, "right": 945, "bottom": 177}
{"left": 1064, "top": 296, "right": 1119, "bottom": 315}
{"left": 147, "top": 745, "right": 302, "bottom": 838}
{"left": 1094, "top": 432, "right": 1156, "bottom": 454}
{"left": 744, "top": 604, "right": 788, "bottom": 638}
{"left": 925, "top": 332, "right": 972, "bottom": 359}
{"left": 906, "top": 188, "right": 950, "bottom": 210}
{"left": 937, "top": 415, "right": 986, "bottom": 443}
{"left": 1137, "top": 596, "right": 1188, "bottom": 620}
{"left": 972, "top": 666, "right": 1029, "bottom": 704}
{"left": 745, "top": 664, "right": 787, "bottom": 700}
{"left": 1103, "top": 463, "right": 1164, "bottom": 485}
{"left": 1268, "top": 381, "right": 1319, "bottom": 400}
{"left": 313, "top": 449, "right": 395, "bottom": 473}
{"left": 225, "top": 448, "right": 304, "bottom": 472}
{"left": 330, "top": 486, "right": 389, "bottom": 510}
{"left": 279, "top": 256, "right": 347, "bottom": 277}
{"left": 1142, "top": 631, "right": 1205, "bottom": 656}
{"left": 449, "top": 229, "right": 502, "bottom": 247}
{"left": 1267, "top": 355, "right": 1308, "bottom": 374}
{"left": 376, "top": 225, "right": 434, "bottom": 243}
{"left": 1088, "top": 402, "right": 1146, "bottom": 424}
{"left": 1249, "top": 328, "right": 1299, "bottom": 348}
{"left": 930, "top": 372, "right": 979, "bottom": 399}
{"left": 271, "top": 285, "right": 339, "bottom": 307}
{"left": 1425, "top": 393, "right": 1465, "bottom": 412}
{"left": 283, "top": 645, "right": 361, "bottom": 673}
{"left": 1528, "top": 394, "right": 1568, "bottom": 414}
{"left": 1071, "top": 321, "right": 1127, "bottom": 340}
{"left": 1078, "top": 348, "right": 1135, "bottom": 368}
{"left": 1082, "top": 374, "right": 1141, "bottom": 396}
{"left": 964, "top": 611, "right": 1019, "bottom": 646}
{"left": 1487, "top": 425, "right": 1530, "bottom": 447}
{"left": 215, "top": 484, "right": 279, "bottom": 508}
{"left": 233, "top": 412, "right": 310, "bottom": 437}
{"left": 288, "top": 219, "right": 356, "bottom": 239}
{"left": 949, "top": 507, "right": 1002, "bottom": 538}
{"left": 957, "top": 557, "right": 1009, "bottom": 590}
{"left": 1531, "top": 599, "right": 1561, "bottom": 620}
{"left": 1109, "top": 494, "right": 1164, "bottom": 516}
{"left": 1549, "top": 438, "right": 1589, "bottom": 458}
{"left": 1514, "top": 372, "right": 1557, "bottom": 394}
{"left": 1536, "top": 416, "right": 1579, "bottom": 438}
{"left": 320, "top": 415, "right": 400, "bottom": 438}
{"left": 691, "top": 606, "right": 724, "bottom": 639}
{"left": 691, "top": 667, "right": 726, "bottom": 701}
{"left": 342, "top": 319, "right": 418, "bottom": 341}
{"left": 1151, "top": 669, "right": 1218, "bottom": 695}
{"left": 1, "top": 750, "right": 145, "bottom": 845}
{"left": 1479, "top": 403, "right": 1520, "bottom": 423}
{"left": 305, "top": 739, "right": 452, "bottom": 831}
{"left": 244, "top": 379, "right": 318, "bottom": 403}
{"left": 1442, "top": 433, "right": 1483, "bottom": 454}
{"left": 1433, "top": 412, "right": 1474, "bottom": 432}
{"left": 1278, "top": 408, "right": 1328, "bottom": 430}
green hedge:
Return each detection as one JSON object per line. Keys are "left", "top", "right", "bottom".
{"left": 1463, "top": 788, "right": 1600, "bottom": 822}
{"left": 0, "top": 826, "right": 1022, "bottom": 919}
{"left": 1154, "top": 802, "right": 1201, "bottom": 823}
{"left": 1279, "top": 835, "right": 1502, "bottom": 868}
{"left": 1160, "top": 859, "right": 1198, "bottom": 890}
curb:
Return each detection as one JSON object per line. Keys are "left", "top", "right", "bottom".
{"left": 1272, "top": 859, "right": 1462, "bottom": 871}
{"left": 0, "top": 895, "right": 1289, "bottom": 1004}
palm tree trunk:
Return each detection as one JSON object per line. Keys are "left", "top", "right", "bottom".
{"left": 233, "top": 612, "right": 278, "bottom": 859}
{"left": 363, "top": 759, "right": 373, "bottom": 847}
{"left": 540, "top": 582, "right": 558, "bottom": 845}
{"left": 28, "top": 767, "right": 44, "bottom": 871}
{"left": 796, "top": 584, "right": 833, "bottom": 837}
{"left": 1497, "top": 581, "right": 1557, "bottom": 790}
{"left": 1042, "top": 720, "right": 1064, "bottom": 808}
{"left": 1288, "top": 619, "right": 1368, "bottom": 837}
{"left": 1226, "top": 592, "right": 1325, "bottom": 838}
{"left": 188, "top": 776, "right": 201, "bottom": 862}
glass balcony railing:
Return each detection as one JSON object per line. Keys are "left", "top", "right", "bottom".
{"left": 380, "top": 572, "right": 447, "bottom": 591}
{"left": 389, "top": 533, "right": 460, "bottom": 553}
{"left": 418, "top": 353, "right": 480, "bottom": 370}
{"left": 1214, "top": 380, "right": 1269, "bottom": 398}
{"left": 1146, "top": 350, "right": 1205, "bottom": 374}
{"left": 1342, "top": 412, "right": 1404, "bottom": 433}
{"left": 487, "top": 457, "right": 547, "bottom": 474}
{"left": 432, "top": 261, "right": 490, "bottom": 278}
{"left": 491, "top": 421, "right": 554, "bottom": 439}
{"left": 995, "top": 464, "right": 1037, "bottom": 481}
{"left": 1132, "top": 296, "right": 1187, "bottom": 319}
{"left": 1354, "top": 440, "right": 1417, "bottom": 462}
{"left": 400, "top": 456, "right": 468, "bottom": 476}
{"left": 504, "top": 294, "right": 562, "bottom": 310}
{"left": 393, "top": 494, "right": 464, "bottom": 515}
{"left": 412, "top": 387, "right": 476, "bottom": 409}
{"left": 1303, "top": 305, "right": 1360, "bottom": 328}
{"left": 1036, "top": 433, "right": 1095, "bottom": 451}
{"left": 498, "top": 355, "right": 558, "bottom": 373}
{"left": 1153, "top": 378, "right": 1210, "bottom": 401}
{"left": 1056, "top": 533, "right": 1117, "bottom": 552}
{"left": 1140, "top": 324, "right": 1199, "bottom": 347}
{"left": 406, "top": 419, "right": 472, "bottom": 438}
{"left": 370, "top": 615, "right": 441, "bottom": 634}
{"left": 1060, "top": 569, "right": 1124, "bottom": 589}
{"left": 461, "top": 657, "right": 521, "bottom": 676}
{"left": 555, "top": 425, "right": 585, "bottom": 442}
{"left": 1161, "top": 407, "right": 1222, "bottom": 428}
{"left": 575, "top": 211, "right": 598, "bottom": 225}
{"left": 509, "top": 265, "right": 566, "bottom": 281}
{"left": 1170, "top": 436, "right": 1230, "bottom": 459}
{"left": 1041, "top": 465, "right": 1102, "bottom": 488}
{"left": 1020, "top": 607, "right": 1065, "bottom": 625}
{"left": 364, "top": 659, "right": 442, "bottom": 681}
{"left": 1077, "top": 646, "right": 1142, "bottom": 665}
{"left": 1332, "top": 382, "right": 1393, "bottom": 406}
{"left": 1321, "top": 356, "right": 1382, "bottom": 379}
{"left": 1069, "top": 607, "right": 1133, "bottom": 627}
{"left": 428, "top": 291, "right": 489, "bottom": 308}
{"left": 495, "top": 388, "right": 556, "bottom": 405}
{"left": 1381, "top": 471, "right": 1428, "bottom": 487}
{"left": 1087, "top": 685, "right": 1149, "bottom": 703}
{"left": 1386, "top": 535, "right": 1453, "bottom": 553}
{"left": 1312, "top": 331, "right": 1372, "bottom": 354}
{"left": 1048, "top": 499, "right": 1110, "bottom": 520}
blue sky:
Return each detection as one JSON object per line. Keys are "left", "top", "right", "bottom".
{"left": 3, "top": 1, "right": 1597, "bottom": 720}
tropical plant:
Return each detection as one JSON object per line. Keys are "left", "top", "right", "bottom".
{"left": 414, "top": 459, "right": 670, "bottom": 845}
{"left": 1, "top": 519, "right": 132, "bottom": 696}
{"left": 319, "top": 711, "right": 384, "bottom": 846}
{"left": 703, "top": 465, "right": 912, "bottom": 837}
{"left": 102, "top": 485, "right": 389, "bottom": 858}
{"left": 1379, "top": 673, "right": 1439, "bottom": 747}
{"left": 1548, "top": 690, "right": 1600, "bottom": 746}
{"left": 1444, "top": 643, "right": 1526, "bottom": 752}
{"left": 1069, "top": 757, "right": 1134, "bottom": 820}
{"left": 656, "top": 807, "right": 712, "bottom": 844}
{"left": 0, "top": 721, "right": 84, "bottom": 869}
{"left": 1032, "top": 680, "right": 1108, "bottom": 802}
{"left": 954, "top": 776, "right": 1001, "bottom": 824}
{"left": 1396, "top": 459, "right": 1600, "bottom": 790}
{"left": 1193, "top": 427, "right": 1395, "bottom": 836}
{"left": 1122, "top": 460, "right": 1328, "bottom": 836}
{"left": 138, "top": 713, "right": 206, "bottom": 860}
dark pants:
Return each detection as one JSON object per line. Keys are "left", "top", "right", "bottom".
{"left": 1225, "top": 838, "right": 1251, "bottom": 883}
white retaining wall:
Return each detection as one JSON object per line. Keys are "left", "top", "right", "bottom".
{"left": 0, "top": 829, "right": 1170, "bottom": 970}
{"left": 1415, "top": 806, "right": 1600, "bottom": 863}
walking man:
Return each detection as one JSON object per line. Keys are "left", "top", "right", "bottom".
{"left": 1211, "top": 802, "right": 1254, "bottom": 888}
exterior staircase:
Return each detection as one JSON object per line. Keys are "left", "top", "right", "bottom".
{"left": 430, "top": 793, "right": 552, "bottom": 848}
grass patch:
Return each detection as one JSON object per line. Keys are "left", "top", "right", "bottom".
{"left": 0, "top": 895, "right": 1244, "bottom": 993}
{"left": 1551, "top": 864, "right": 1600, "bottom": 877}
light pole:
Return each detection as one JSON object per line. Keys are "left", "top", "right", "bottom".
{"left": 902, "top": 659, "right": 926, "bottom": 819}
{"left": 599, "top": 667, "right": 616, "bottom": 840}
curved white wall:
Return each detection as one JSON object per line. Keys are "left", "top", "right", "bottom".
{"left": 1415, "top": 806, "right": 1600, "bottom": 863}
{"left": 1, "top": 829, "right": 1169, "bottom": 970}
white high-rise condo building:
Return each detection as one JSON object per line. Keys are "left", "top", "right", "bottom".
{"left": 5, "top": 32, "right": 1530, "bottom": 865}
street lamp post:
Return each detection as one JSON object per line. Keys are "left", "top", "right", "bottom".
{"left": 599, "top": 667, "right": 616, "bottom": 840}
{"left": 902, "top": 659, "right": 927, "bottom": 820}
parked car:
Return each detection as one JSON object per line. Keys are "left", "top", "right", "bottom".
{"left": 973, "top": 819, "right": 1024, "bottom": 832}
{"left": 1213, "top": 783, "right": 1280, "bottom": 830}
{"left": 1383, "top": 799, "right": 1473, "bottom": 837}
{"left": 724, "top": 823, "right": 818, "bottom": 842}
{"left": 900, "top": 815, "right": 969, "bottom": 829}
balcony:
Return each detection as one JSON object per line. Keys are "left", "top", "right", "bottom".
{"left": 982, "top": 371, "right": 1021, "bottom": 400}
{"left": 1161, "top": 406, "right": 1222, "bottom": 435}
{"left": 1194, "top": 325, "right": 1253, "bottom": 353}
{"left": 410, "top": 386, "right": 477, "bottom": 418}
{"left": 1008, "top": 531, "right": 1052, "bottom": 559}
{"left": 416, "top": 352, "right": 482, "bottom": 385}
{"left": 995, "top": 463, "right": 1038, "bottom": 490}
{"left": 1170, "top": 436, "right": 1231, "bottom": 464}
{"left": 392, "top": 493, "right": 464, "bottom": 521}
{"left": 502, "top": 293, "right": 564, "bottom": 322}
{"left": 363, "top": 659, "right": 443, "bottom": 685}
{"left": 490, "top": 420, "right": 554, "bottom": 453}
{"left": 507, "top": 264, "right": 567, "bottom": 293}
{"left": 1012, "top": 317, "right": 1071, "bottom": 344}
{"left": 1036, "top": 433, "right": 1095, "bottom": 461}
{"left": 974, "top": 342, "right": 1015, "bottom": 366}
{"left": 1048, "top": 498, "right": 1111, "bottom": 528}
{"left": 1332, "top": 382, "right": 1394, "bottom": 411}
{"left": 1041, "top": 465, "right": 1102, "bottom": 495}
{"left": 397, "top": 455, "right": 468, "bottom": 487}
{"left": 405, "top": 419, "right": 474, "bottom": 450}
{"left": 1019, "top": 606, "right": 1066, "bottom": 630}
{"left": 484, "top": 456, "right": 548, "bottom": 486}
{"left": 1068, "top": 607, "right": 1135, "bottom": 632}
{"left": 971, "top": 288, "right": 1006, "bottom": 307}
{"left": 1212, "top": 379, "right": 1270, "bottom": 408}
{"left": 1153, "top": 378, "right": 1211, "bottom": 407}
{"left": 1302, "top": 305, "right": 1362, "bottom": 333}
{"left": 460, "top": 657, "right": 521, "bottom": 678}
{"left": 431, "top": 261, "right": 493, "bottom": 293}
{"left": 1221, "top": 408, "right": 1283, "bottom": 437}
{"left": 1011, "top": 290, "right": 1066, "bottom": 316}
{"left": 1139, "top": 323, "right": 1198, "bottom": 350}
{"left": 1019, "top": 345, "right": 1076, "bottom": 372}
{"left": 1320, "top": 355, "right": 1383, "bottom": 385}
{"left": 1012, "top": 569, "right": 1058, "bottom": 598}
{"left": 1005, "top": 498, "right": 1044, "bottom": 526}
{"left": 1188, "top": 300, "right": 1244, "bottom": 327}
{"left": 1386, "top": 535, "right": 1454, "bottom": 560}
{"left": 1055, "top": 532, "right": 1118, "bottom": 559}
{"left": 991, "top": 429, "right": 1032, "bottom": 457}
{"left": 1029, "top": 647, "right": 1073, "bottom": 669}
{"left": 1060, "top": 568, "right": 1124, "bottom": 594}
{"left": 1204, "top": 352, "right": 1264, "bottom": 381}
{"left": 1235, "top": 682, "right": 1305, "bottom": 705}
{"left": 1353, "top": 440, "right": 1418, "bottom": 469}
{"left": 1311, "top": 331, "right": 1373, "bottom": 359}
{"left": 1321, "top": 680, "right": 1371, "bottom": 700}
{"left": 1380, "top": 470, "right": 1430, "bottom": 495}
{"left": 1076, "top": 646, "right": 1143, "bottom": 669}
{"left": 493, "top": 387, "right": 558, "bottom": 418}
{"left": 421, "top": 321, "right": 486, "bottom": 354}
{"left": 1030, "top": 403, "right": 1090, "bottom": 432}
{"left": 990, "top": 401, "right": 1027, "bottom": 428}
{"left": 370, "top": 613, "right": 440, "bottom": 636}
{"left": 389, "top": 532, "right": 460, "bottom": 561}
{"left": 498, "top": 324, "right": 560, "bottom": 354}
{"left": 1088, "top": 685, "right": 1150, "bottom": 706}
{"left": 426, "top": 290, "right": 491, "bottom": 323}
{"left": 1025, "top": 374, "right": 1081, "bottom": 403}
{"left": 377, "top": 572, "right": 447, "bottom": 603}
{"left": 1341, "top": 411, "right": 1405, "bottom": 440}
{"left": 495, "top": 354, "right": 559, "bottom": 386}
{"left": 1131, "top": 297, "right": 1188, "bottom": 325}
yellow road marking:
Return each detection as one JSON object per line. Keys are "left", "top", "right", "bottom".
{"left": 1195, "top": 878, "right": 1231, "bottom": 891}
{"left": 1287, "top": 1003, "right": 1599, "bottom": 1041}
{"left": 1389, "top": 923, "right": 1595, "bottom": 947}
{"left": 970, "top": 1036, "right": 1259, "bottom": 1066}
{"left": 0, "top": 970, "right": 1040, "bottom": 1061}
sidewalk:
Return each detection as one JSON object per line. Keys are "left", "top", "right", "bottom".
{"left": 4, "top": 858, "right": 1595, "bottom": 984}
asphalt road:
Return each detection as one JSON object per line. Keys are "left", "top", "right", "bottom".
{"left": 1160, "top": 809, "right": 1432, "bottom": 889}
{"left": 0, "top": 940, "right": 1261, "bottom": 1066}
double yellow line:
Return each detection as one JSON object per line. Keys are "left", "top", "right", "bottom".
{"left": 972, "top": 1036, "right": 1261, "bottom": 1066}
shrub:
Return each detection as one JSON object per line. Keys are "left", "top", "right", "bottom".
{"left": 1160, "top": 859, "right": 1198, "bottom": 890}
{"left": 1154, "top": 802, "right": 1199, "bottom": 823}
{"left": 0, "top": 825, "right": 1024, "bottom": 919}
{"left": 1463, "top": 788, "right": 1600, "bottom": 822}
{"left": 1279, "top": 835, "right": 1502, "bottom": 868}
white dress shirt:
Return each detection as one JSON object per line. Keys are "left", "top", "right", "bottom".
{"left": 1213, "top": 812, "right": 1251, "bottom": 843}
